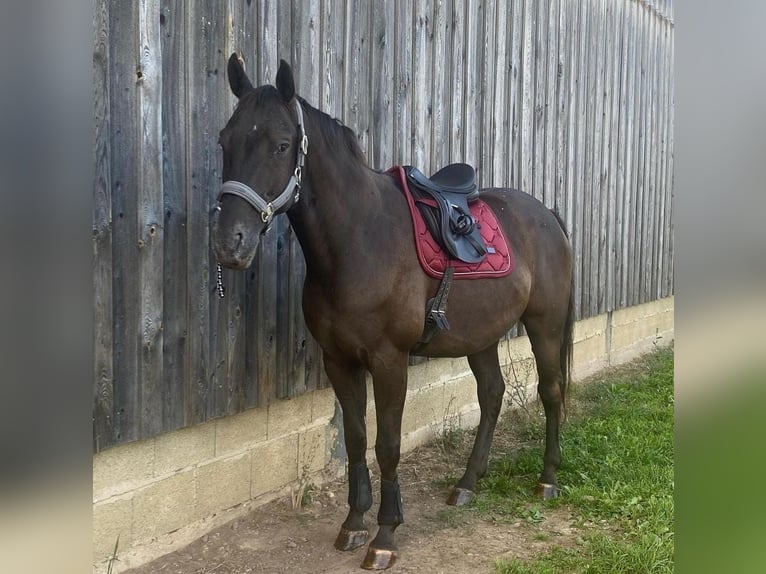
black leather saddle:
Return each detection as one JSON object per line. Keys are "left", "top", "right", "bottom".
{"left": 404, "top": 163, "right": 487, "bottom": 263}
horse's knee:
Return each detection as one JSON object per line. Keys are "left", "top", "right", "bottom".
{"left": 375, "top": 439, "right": 401, "bottom": 475}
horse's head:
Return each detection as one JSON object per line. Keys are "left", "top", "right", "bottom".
{"left": 212, "top": 54, "right": 305, "bottom": 269}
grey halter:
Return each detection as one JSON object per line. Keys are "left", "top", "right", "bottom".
{"left": 217, "top": 99, "right": 308, "bottom": 226}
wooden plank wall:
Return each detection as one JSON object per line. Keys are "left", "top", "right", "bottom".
{"left": 93, "top": 0, "right": 675, "bottom": 450}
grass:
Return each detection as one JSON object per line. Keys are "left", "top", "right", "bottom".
{"left": 475, "top": 347, "right": 674, "bottom": 573}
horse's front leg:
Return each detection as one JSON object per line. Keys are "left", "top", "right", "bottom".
{"left": 324, "top": 355, "right": 373, "bottom": 551}
{"left": 362, "top": 349, "right": 409, "bottom": 570}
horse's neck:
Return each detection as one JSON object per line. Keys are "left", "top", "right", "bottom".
{"left": 286, "top": 146, "right": 386, "bottom": 282}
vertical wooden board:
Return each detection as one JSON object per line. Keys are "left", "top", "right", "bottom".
{"left": 554, "top": 0, "right": 569, "bottom": 218}
{"left": 634, "top": 4, "right": 650, "bottom": 305}
{"left": 606, "top": 0, "right": 625, "bottom": 313}
{"left": 492, "top": 0, "right": 509, "bottom": 187}
{"left": 109, "top": 0, "right": 141, "bottom": 444}
{"left": 638, "top": 3, "right": 652, "bottom": 305}
{"left": 477, "top": 0, "right": 495, "bottom": 186}
{"left": 624, "top": 0, "right": 640, "bottom": 308}
{"left": 572, "top": 0, "right": 589, "bottom": 320}
{"left": 344, "top": 1, "right": 371, "bottom": 154}
{"left": 531, "top": 0, "right": 547, "bottom": 202}
{"left": 277, "top": 0, "right": 293, "bottom": 62}
{"left": 563, "top": 0, "right": 579, "bottom": 237}
{"left": 662, "top": 25, "right": 675, "bottom": 297}
{"left": 411, "top": 0, "right": 432, "bottom": 171}
{"left": 519, "top": 0, "right": 535, "bottom": 195}
{"left": 371, "top": 0, "right": 395, "bottom": 170}
{"left": 589, "top": 0, "right": 607, "bottom": 316}
{"left": 137, "top": 0, "right": 165, "bottom": 438}
{"left": 430, "top": 0, "right": 449, "bottom": 171}
{"left": 580, "top": 0, "right": 599, "bottom": 317}
{"left": 614, "top": 0, "right": 631, "bottom": 310}
{"left": 640, "top": 9, "right": 654, "bottom": 304}
{"left": 93, "top": 0, "right": 114, "bottom": 451}
{"left": 293, "top": 0, "right": 320, "bottom": 100}
{"left": 184, "top": 1, "right": 215, "bottom": 424}
{"left": 508, "top": 0, "right": 523, "bottom": 189}
{"left": 257, "top": 0, "right": 279, "bottom": 83}
{"left": 596, "top": 0, "right": 615, "bottom": 314}
{"left": 653, "top": 19, "right": 667, "bottom": 300}
{"left": 392, "top": 0, "right": 413, "bottom": 165}
{"left": 647, "top": 13, "right": 661, "bottom": 300}
{"left": 463, "top": 0, "right": 480, "bottom": 167}
{"left": 159, "top": 0, "right": 188, "bottom": 432}
{"left": 320, "top": 0, "right": 344, "bottom": 121}
{"left": 543, "top": 0, "right": 559, "bottom": 208}
{"left": 448, "top": 0, "right": 464, "bottom": 164}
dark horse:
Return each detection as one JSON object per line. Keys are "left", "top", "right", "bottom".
{"left": 212, "top": 55, "right": 574, "bottom": 570}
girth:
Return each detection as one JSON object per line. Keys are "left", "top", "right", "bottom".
{"left": 404, "top": 164, "right": 487, "bottom": 264}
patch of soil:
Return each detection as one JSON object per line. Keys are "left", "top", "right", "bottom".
{"left": 124, "top": 414, "right": 582, "bottom": 574}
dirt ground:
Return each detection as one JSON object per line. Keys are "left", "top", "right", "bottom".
{"left": 125, "top": 414, "right": 581, "bottom": 574}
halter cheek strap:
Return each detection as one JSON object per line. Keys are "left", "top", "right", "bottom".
{"left": 217, "top": 99, "right": 308, "bottom": 226}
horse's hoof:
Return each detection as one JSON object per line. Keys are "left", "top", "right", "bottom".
{"left": 535, "top": 483, "right": 559, "bottom": 500}
{"left": 361, "top": 547, "right": 398, "bottom": 570}
{"left": 446, "top": 487, "right": 475, "bottom": 506}
{"left": 334, "top": 528, "right": 369, "bottom": 551}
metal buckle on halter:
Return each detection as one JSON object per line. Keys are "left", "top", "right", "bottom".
{"left": 300, "top": 133, "right": 308, "bottom": 155}
{"left": 261, "top": 203, "right": 274, "bottom": 224}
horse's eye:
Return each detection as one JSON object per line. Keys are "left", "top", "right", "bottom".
{"left": 277, "top": 142, "right": 290, "bottom": 154}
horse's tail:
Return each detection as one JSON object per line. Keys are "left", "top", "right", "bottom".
{"left": 551, "top": 209, "right": 575, "bottom": 417}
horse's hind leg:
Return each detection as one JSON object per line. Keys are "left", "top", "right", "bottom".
{"left": 447, "top": 342, "right": 506, "bottom": 506}
{"left": 324, "top": 355, "right": 373, "bottom": 551}
{"left": 523, "top": 318, "right": 565, "bottom": 499}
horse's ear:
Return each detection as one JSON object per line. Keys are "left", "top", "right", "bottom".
{"left": 275, "top": 59, "right": 295, "bottom": 103}
{"left": 227, "top": 53, "right": 253, "bottom": 99}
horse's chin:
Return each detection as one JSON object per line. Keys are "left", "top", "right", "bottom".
{"left": 216, "top": 250, "right": 257, "bottom": 271}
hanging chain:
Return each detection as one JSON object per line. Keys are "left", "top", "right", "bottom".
{"left": 216, "top": 262, "right": 225, "bottom": 299}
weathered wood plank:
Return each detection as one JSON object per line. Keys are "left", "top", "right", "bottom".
{"left": 185, "top": 0, "right": 214, "bottom": 424}
{"left": 159, "top": 0, "right": 188, "bottom": 431}
{"left": 614, "top": 0, "right": 631, "bottom": 311}
{"left": 93, "top": 0, "right": 114, "bottom": 451}
{"left": 478, "top": 0, "right": 495, "bottom": 186}
{"left": 109, "top": 0, "right": 141, "bottom": 444}
{"left": 554, "top": 0, "right": 569, "bottom": 218}
{"left": 508, "top": 0, "right": 523, "bottom": 189}
{"left": 531, "top": 0, "right": 547, "bottom": 202}
{"left": 371, "top": 1, "right": 395, "bottom": 170}
{"left": 519, "top": 0, "right": 535, "bottom": 195}
{"left": 430, "top": 0, "right": 449, "bottom": 171}
{"left": 412, "top": 0, "right": 432, "bottom": 171}
{"left": 543, "top": 0, "right": 559, "bottom": 208}
{"left": 463, "top": 0, "right": 480, "bottom": 167}
{"left": 572, "top": 0, "right": 589, "bottom": 320}
{"left": 392, "top": 0, "right": 413, "bottom": 165}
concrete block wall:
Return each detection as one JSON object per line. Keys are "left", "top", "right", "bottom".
{"left": 93, "top": 296, "right": 673, "bottom": 572}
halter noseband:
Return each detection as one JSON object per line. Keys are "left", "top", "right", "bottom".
{"left": 216, "top": 99, "right": 308, "bottom": 227}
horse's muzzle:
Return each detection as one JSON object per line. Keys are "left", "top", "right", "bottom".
{"left": 211, "top": 208, "right": 262, "bottom": 270}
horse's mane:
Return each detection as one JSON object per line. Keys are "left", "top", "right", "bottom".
{"left": 297, "top": 96, "right": 368, "bottom": 165}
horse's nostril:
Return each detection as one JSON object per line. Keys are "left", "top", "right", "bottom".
{"left": 236, "top": 232, "right": 244, "bottom": 248}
